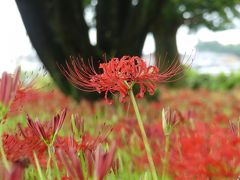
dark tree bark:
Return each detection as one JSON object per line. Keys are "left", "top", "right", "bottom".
{"left": 151, "top": 1, "right": 182, "bottom": 71}
{"left": 150, "top": 2, "right": 185, "bottom": 84}
{"left": 152, "top": 24, "right": 180, "bottom": 70}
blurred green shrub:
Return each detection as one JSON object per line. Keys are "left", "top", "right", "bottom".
{"left": 180, "top": 70, "right": 240, "bottom": 90}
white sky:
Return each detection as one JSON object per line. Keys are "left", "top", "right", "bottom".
{"left": 0, "top": 0, "right": 240, "bottom": 74}
{"left": 0, "top": 0, "right": 35, "bottom": 74}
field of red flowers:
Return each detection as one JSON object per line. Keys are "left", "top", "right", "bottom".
{"left": 1, "top": 58, "right": 240, "bottom": 179}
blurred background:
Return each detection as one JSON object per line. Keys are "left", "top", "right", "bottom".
{"left": 1, "top": 0, "right": 240, "bottom": 98}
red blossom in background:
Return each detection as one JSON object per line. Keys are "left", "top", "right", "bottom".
{"left": 0, "top": 67, "right": 39, "bottom": 121}
{"left": 94, "top": 142, "right": 117, "bottom": 180}
{"left": 27, "top": 108, "right": 67, "bottom": 144}
{"left": 57, "top": 142, "right": 116, "bottom": 180}
{"left": 0, "top": 67, "right": 20, "bottom": 107}
{"left": 60, "top": 56, "right": 186, "bottom": 103}
{"left": 0, "top": 158, "right": 29, "bottom": 180}
{"left": 162, "top": 107, "right": 179, "bottom": 136}
{"left": 57, "top": 148, "right": 84, "bottom": 180}
{"left": 79, "top": 123, "right": 112, "bottom": 152}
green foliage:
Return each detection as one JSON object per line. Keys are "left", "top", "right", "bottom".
{"left": 182, "top": 69, "right": 240, "bottom": 90}
{"left": 172, "top": 0, "right": 240, "bottom": 30}
{"left": 196, "top": 41, "right": 240, "bottom": 56}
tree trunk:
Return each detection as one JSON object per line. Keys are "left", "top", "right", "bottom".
{"left": 152, "top": 23, "right": 187, "bottom": 85}
{"left": 96, "top": 0, "right": 162, "bottom": 58}
{"left": 152, "top": 25, "right": 179, "bottom": 71}
{"left": 15, "top": 0, "right": 101, "bottom": 101}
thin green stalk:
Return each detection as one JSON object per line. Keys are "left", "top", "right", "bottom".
{"left": 34, "top": 152, "right": 45, "bottom": 180}
{"left": 78, "top": 151, "right": 86, "bottom": 179}
{"left": 52, "top": 150, "right": 61, "bottom": 180}
{"left": 162, "top": 135, "right": 170, "bottom": 180}
{"left": 0, "top": 139, "right": 10, "bottom": 170}
{"left": 129, "top": 89, "right": 158, "bottom": 180}
{"left": 0, "top": 123, "right": 10, "bottom": 170}
{"left": 46, "top": 146, "right": 53, "bottom": 180}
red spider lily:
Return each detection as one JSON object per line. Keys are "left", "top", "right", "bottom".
{"left": 57, "top": 148, "right": 84, "bottom": 180}
{"left": 0, "top": 158, "right": 29, "bottom": 180}
{"left": 0, "top": 67, "right": 20, "bottom": 107}
{"left": 71, "top": 114, "right": 84, "bottom": 140}
{"left": 9, "top": 87, "right": 39, "bottom": 114}
{"left": 162, "top": 107, "right": 179, "bottom": 136}
{"left": 59, "top": 56, "right": 185, "bottom": 103}
{"left": 3, "top": 125, "right": 78, "bottom": 168}
{"left": 0, "top": 67, "right": 39, "bottom": 121}
{"left": 53, "top": 108, "right": 67, "bottom": 136}
{"left": 57, "top": 142, "right": 116, "bottom": 180}
{"left": 94, "top": 142, "right": 117, "bottom": 180}
{"left": 79, "top": 123, "right": 112, "bottom": 151}
{"left": 3, "top": 131, "right": 47, "bottom": 167}
{"left": 27, "top": 108, "right": 67, "bottom": 144}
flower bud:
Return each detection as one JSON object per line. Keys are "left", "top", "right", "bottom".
{"left": 162, "top": 107, "right": 178, "bottom": 136}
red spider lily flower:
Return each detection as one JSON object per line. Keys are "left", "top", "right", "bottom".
{"left": 27, "top": 108, "right": 67, "bottom": 144}
{"left": 57, "top": 148, "right": 84, "bottom": 180}
{"left": 57, "top": 142, "right": 116, "bottom": 180}
{"left": 3, "top": 125, "right": 79, "bottom": 168}
{"left": 0, "top": 67, "right": 20, "bottom": 120}
{"left": 79, "top": 123, "right": 112, "bottom": 151}
{"left": 3, "top": 131, "right": 47, "bottom": 167}
{"left": 53, "top": 108, "right": 67, "bottom": 136}
{"left": 60, "top": 143, "right": 116, "bottom": 180}
{"left": 9, "top": 158, "right": 30, "bottom": 180}
{"left": 0, "top": 158, "right": 29, "bottom": 180}
{"left": 27, "top": 116, "right": 49, "bottom": 143}
{"left": 0, "top": 67, "right": 20, "bottom": 107}
{"left": 162, "top": 107, "right": 179, "bottom": 136}
{"left": 59, "top": 56, "right": 186, "bottom": 103}
{"left": 71, "top": 114, "right": 84, "bottom": 139}
{"left": 94, "top": 142, "right": 117, "bottom": 180}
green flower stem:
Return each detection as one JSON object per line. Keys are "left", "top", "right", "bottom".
{"left": 162, "top": 134, "right": 170, "bottom": 180}
{"left": 34, "top": 152, "right": 45, "bottom": 180}
{"left": 46, "top": 145, "right": 53, "bottom": 180}
{"left": 52, "top": 151, "right": 61, "bottom": 180}
{"left": 129, "top": 89, "right": 158, "bottom": 180}
{"left": 0, "top": 123, "right": 10, "bottom": 170}
{"left": 44, "top": 130, "right": 59, "bottom": 180}
{"left": 0, "top": 142, "right": 9, "bottom": 170}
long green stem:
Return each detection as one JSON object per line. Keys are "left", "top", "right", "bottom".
{"left": 46, "top": 146, "right": 53, "bottom": 180}
{"left": 0, "top": 123, "right": 10, "bottom": 170}
{"left": 34, "top": 152, "right": 45, "bottom": 180}
{"left": 129, "top": 89, "right": 158, "bottom": 180}
{"left": 52, "top": 150, "right": 61, "bottom": 180}
{"left": 162, "top": 135, "right": 170, "bottom": 180}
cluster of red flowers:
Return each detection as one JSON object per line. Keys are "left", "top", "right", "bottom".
{"left": 111, "top": 88, "right": 240, "bottom": 179}
{"left": 2, "top": 56, "right": 240, "bottom": 179}
{"left": 3, "top": 108, "right": 116, "bottom": 179}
